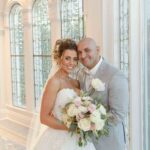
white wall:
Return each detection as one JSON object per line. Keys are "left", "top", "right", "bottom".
{"left": 83, "top": 0, "right": 120, "bottom": 66}
{"left": 0, "top": 0, "right": 8, "bottom": 117}
{"left": 83, "top": 0, "right": 102, "bottom": 46}
{"left": 129, "top": 0, "right": 143, "bottom": 149}
{"left": 0, "top": 12, "right": 5, "bottom": 111}
{"left": 102, "top": 0, "right": 120, "bottom": 67}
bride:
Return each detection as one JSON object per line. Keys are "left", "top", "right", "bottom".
{"left": 28, "top": 39, "right": 96, "bottom": 150}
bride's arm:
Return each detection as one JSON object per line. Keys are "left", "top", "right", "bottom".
{"left": 40, "top": 77, "right": 67, "bottom": 130}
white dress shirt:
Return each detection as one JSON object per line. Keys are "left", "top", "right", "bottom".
{"left": 84, "top": 57, "right": 103, "bottom": 90}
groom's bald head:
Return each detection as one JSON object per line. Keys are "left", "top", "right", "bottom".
{"left": 77, "top": 37, "right": 100, "bottom": 69}
{"left": 78, "top": 37, "right": 97, "bottom": 48}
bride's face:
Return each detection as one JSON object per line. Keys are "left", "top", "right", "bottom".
{"left": 60, "top": 49, "right": 78, "bottom": 73}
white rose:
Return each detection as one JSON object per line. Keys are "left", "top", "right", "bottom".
{"left": 95, "top": 119, "right": 105, "bottom": 130}
{"left": 88, "top": 104, "right": 96, "bottom": 113}
{"left": 67, "top": 104, "right": 78, "bottom": 117}
{"left": 74, "top": 97, "right": 82, "bottom": 107}
{"left": 91, "top": 78, "right": 105, "bottom": 91}
{"left": 78, "top": 106, "right": 88, "bottom": 113}
{"left": 82, "top": 96, "right": 93, "bottom": 101}
{"left": 99, "top": 105, "right": 106, "bottom": 115}
{"left": 90, "top": 110, "right": 101, "bottom": 123}
{"left": 62, "top": 113, "right": 71, "bottom": 128}
{"left": 83, "top": 100, "right": 91, "bottom": 106}
{"left": 78, "top": 118, "right": 91, "bottom": 131}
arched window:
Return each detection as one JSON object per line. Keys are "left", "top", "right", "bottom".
{"left": 61, "top": 0, "right": 84, "bottom": 41}
{"left": 9, "top": 4, "right": 25, "bottom": 107}
{"left": 119, "top": 0, "right": 129, "bottom": 77}
{"left": 32, "top": 0, "right": 51, "bottom": 107}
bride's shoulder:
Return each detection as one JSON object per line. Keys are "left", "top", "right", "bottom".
{"left": 46, "top": 74, "right": 60, "bottom": 89}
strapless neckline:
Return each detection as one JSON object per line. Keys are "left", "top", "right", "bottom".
{"left": 52, "top": 88, "right": 78, "bottom": 121}
{"left": 57, "top": 88, "right": 79, "bottom": 96}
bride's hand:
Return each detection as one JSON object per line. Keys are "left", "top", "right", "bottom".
{"left": 51, "top": 114, "right": 68, "bottom": 131}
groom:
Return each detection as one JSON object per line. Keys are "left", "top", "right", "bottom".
{"left": 77, "top": 37, "right": 128, "bottom": 150}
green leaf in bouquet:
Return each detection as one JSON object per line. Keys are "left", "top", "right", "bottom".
{"left": 84, "top": 131, "right": 92, "bottom": 142}
{"left": 87, "top": 130, "right": 93, "bottom": 137}
{"left": 96, "top": 103, "right": 101, "bottom": 109}
{"left": 102, "top": 126, "right": 109, "bottom": 136}
{"left": 78, "top": 137, "right": 86, "bottom": 147}
{"left": 78, "top": 130, "right": 89, "bottom": 147}
{"left": 93, "top": 130, "right": 100, "bottom": 139}
{"left": 101, "top": 114, "right": 107, "bottom": 119}
{"left": 69, "top": 122, "right": 77, "bottom": 134}
{"left": 79, "top": 129, "right": 84, "bottom": 137}
{"left": 96, "top": 126, "right": 109, "bottom": 139}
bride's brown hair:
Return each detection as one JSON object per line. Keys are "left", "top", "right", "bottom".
{"left": 53, "top": 39, "right": 78, "bottom": 64}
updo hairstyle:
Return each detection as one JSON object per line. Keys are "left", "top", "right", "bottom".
{"left": 53, "top": 39, "right": 78, "bottom": 64}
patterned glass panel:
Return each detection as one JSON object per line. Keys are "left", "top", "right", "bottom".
{"left": 119, "top": 0, "right": 129, "bottom": 77}
{"left": 61, "top": 0, "right": 84, "bottom": 41}
{"left": 119, "top": 1, "right": 129, "bottom": 150}
{"left": 32, "top": 0, "right": 51, "bottom": 107}
{"left": 9, "top": 4, "right": 25, "bottom": 107}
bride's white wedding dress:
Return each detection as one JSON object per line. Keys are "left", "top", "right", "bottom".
{"left": 32, "top": 88, "right": 96, "bottom": 150}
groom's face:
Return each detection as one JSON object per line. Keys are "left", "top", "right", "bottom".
{"left": 77, "top": 40, "right": 100, "bottom": 69}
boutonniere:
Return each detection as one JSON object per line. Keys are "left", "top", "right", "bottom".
{"left": 91, "top": 78, "right": 105, "bottom": 91}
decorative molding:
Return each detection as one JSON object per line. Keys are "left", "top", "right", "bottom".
{"left": 0, "top": 109, "right": 7, "bottom": 119}
{"left": 5, "top": 105, "right": 34, "bottom": 127}
{"left": 129, "top": 0, "right": 143, "bottom": 149}
{"left": 48, "top": 0, "right": 61, "bottom": 21}
{"left": 0, "top": 12, "right": 4, "bottom": 30}
{"left": 5, "top": 0, "right": 25, "bottom": 12}
{"left": 22, "top": 8, "right": 32, "bottom": 27}
{"left": 0, "top": 29, "right": 4, "bottom": 36}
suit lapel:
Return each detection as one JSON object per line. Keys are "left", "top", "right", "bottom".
{"left": 94, "top": 59, "right": 107, "bottom": 81}
{"left": 88, "top": 60, "right": 108, "bottom": 95}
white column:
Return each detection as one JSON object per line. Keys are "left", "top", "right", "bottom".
{"left": 129, "top": 0, "right": 143, "bottom": 149}
{"left": 23, "top": 8, "right": 35, "bottom": 111}
{"left": 0, "top": 12, "right": 5, "bottom": 111}
{"left": 83, "top": 0, "right": 102, "bottom": 46}
{"left": 49, "top": 0, "right": 61, "bottom": 47}
{"left": 102, "top": 0, "right": 120, "bottom": 66}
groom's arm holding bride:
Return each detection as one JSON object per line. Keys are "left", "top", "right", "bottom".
{"left": 106, "top": 68, "right": 128, "bottom": 125}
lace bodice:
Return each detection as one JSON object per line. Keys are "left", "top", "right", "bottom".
{"left": 52, "top": 88, "right": 77, "bottom": 121}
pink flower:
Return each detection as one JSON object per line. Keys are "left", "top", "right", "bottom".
{"left": 79, "top": 113, "right": 85, "bottom": 119}
{"left": 76, "top": 113, "right": 85, "bottom": 121}
{"left": 74, "top": 97, "right": 82, "bottom": 107}
{"left": 90, "top": 123, "right": 96, "bottom": 130}
{"left": 88, "top": 104, "right": 96, "bottom": 113}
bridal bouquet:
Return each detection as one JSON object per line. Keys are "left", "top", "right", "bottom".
{"left": 62, "top": 79, "right": 109, "bottom": 146}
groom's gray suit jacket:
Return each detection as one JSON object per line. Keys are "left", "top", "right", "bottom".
{"left": 77, "top": 60, "right": 128, "bottom": 150}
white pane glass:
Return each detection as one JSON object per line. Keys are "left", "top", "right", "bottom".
{"left": 32, "top": 0, "right": 51, "bottom": 108}
{"left": 119, "top": 0, "right": 129, "bottom": 77}
{"left": 9, "top": 4, "right": 25, "bottom": 108}
{"left": 61, "top": 0, "right": 84, "bottom": 41}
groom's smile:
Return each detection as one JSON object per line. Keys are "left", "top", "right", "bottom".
{"left": 77, "top": 38, "right": 100, "bottom": 69}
